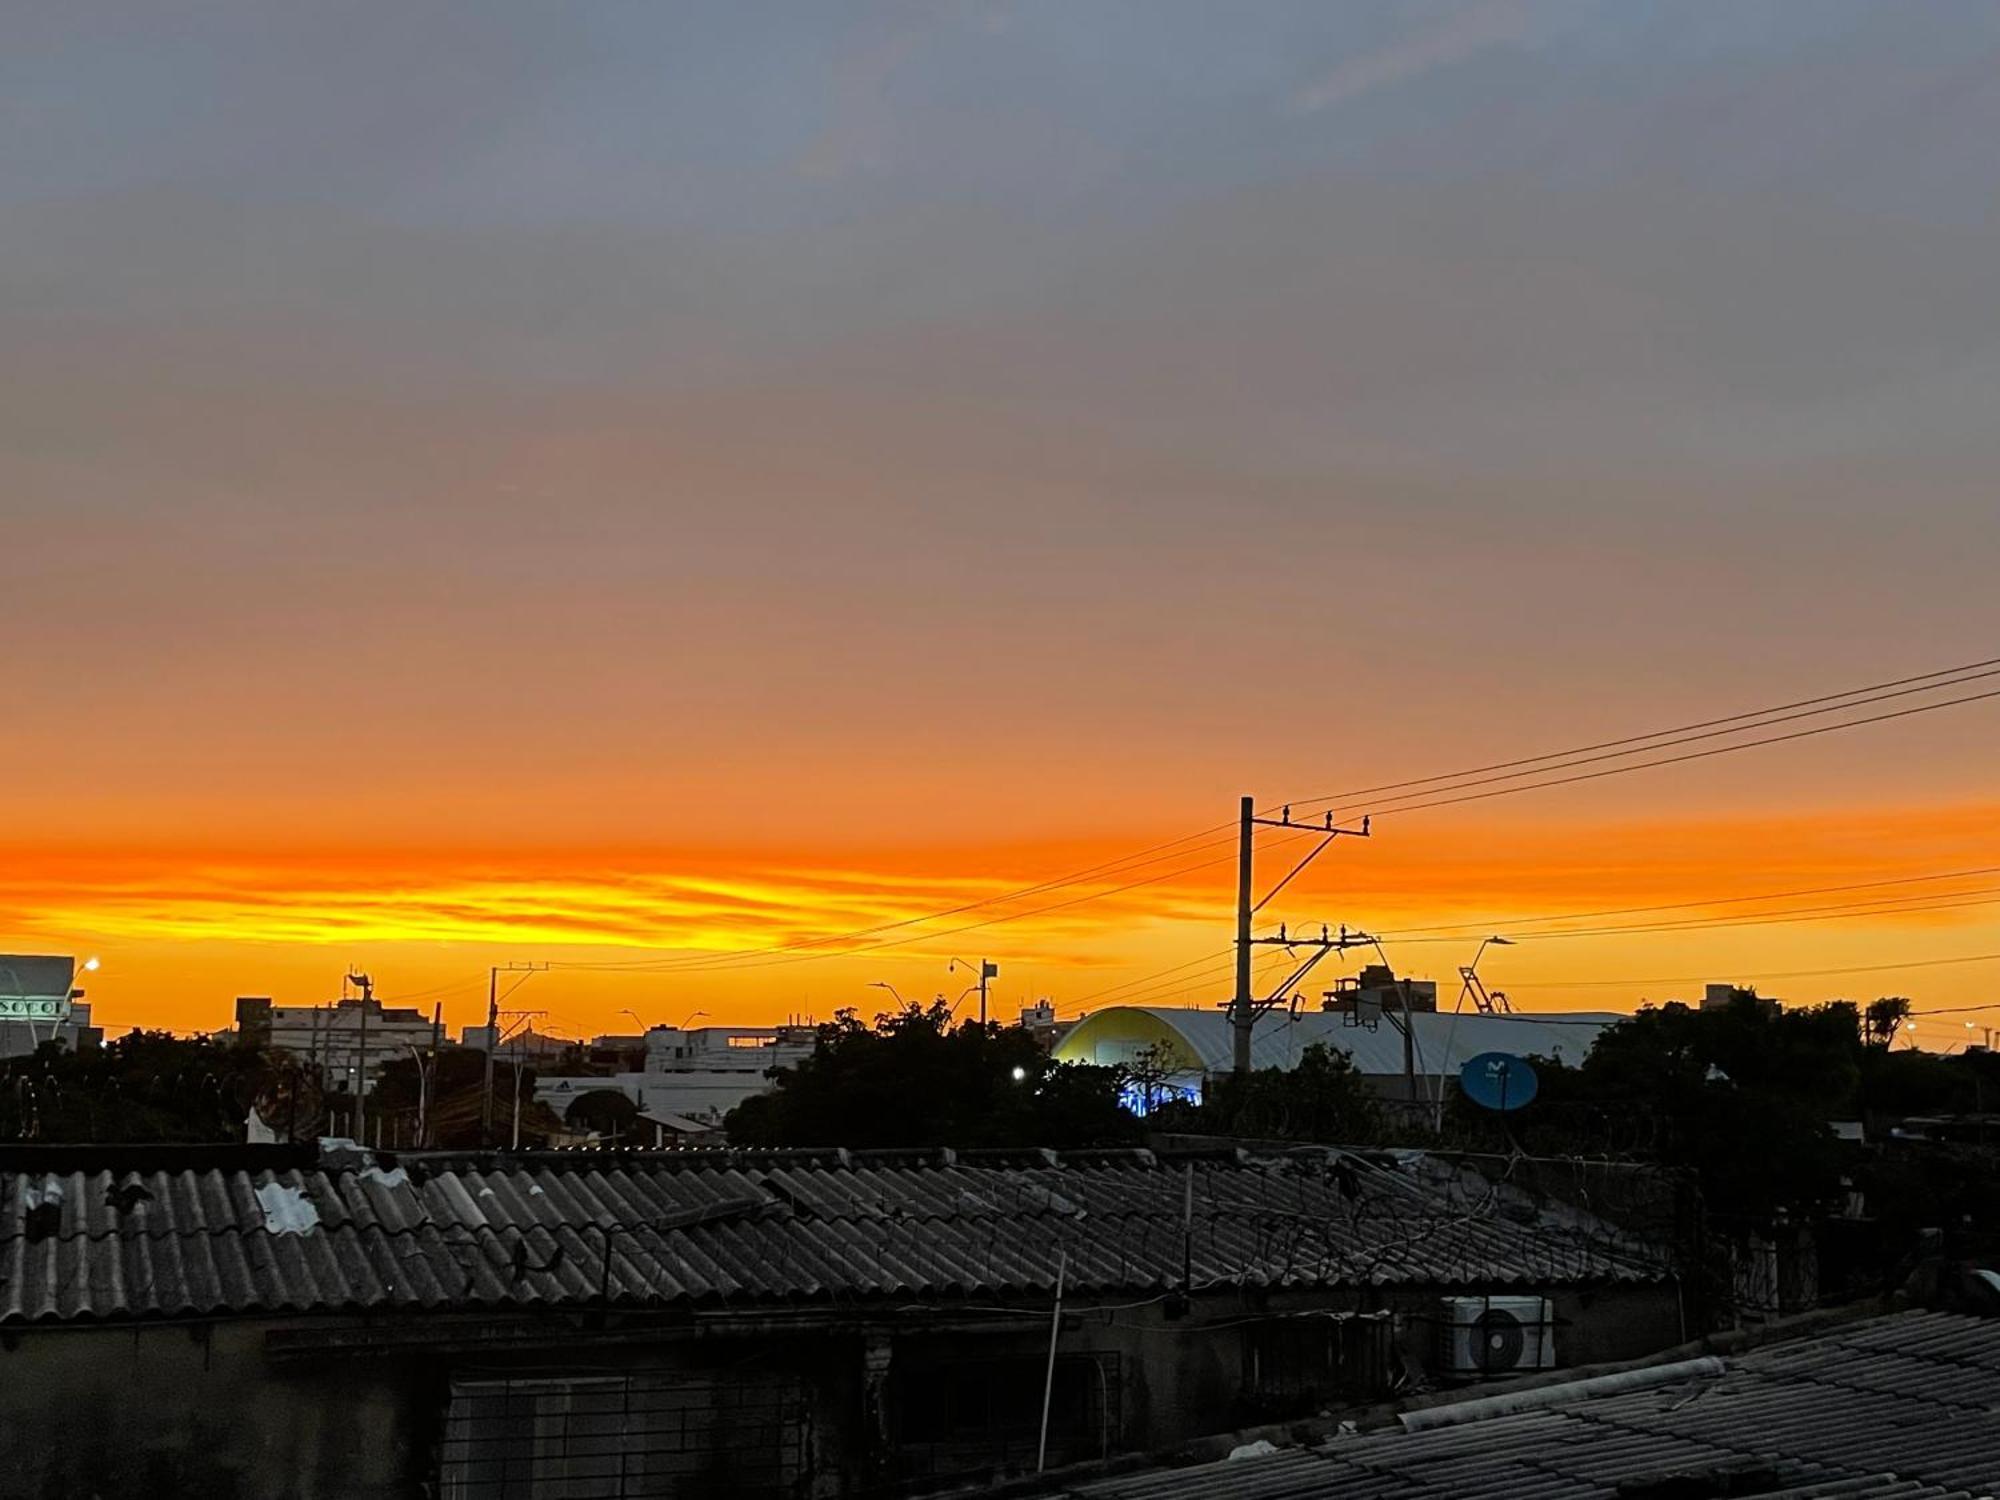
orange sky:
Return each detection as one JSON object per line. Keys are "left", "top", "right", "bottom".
{"left": 8, "top": 794, "right": 1999, "bottom": 1040}
{"left": 7, "top": 6, "right": 2000, "bottom": 1044}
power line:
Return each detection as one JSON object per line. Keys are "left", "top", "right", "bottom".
{"left": 554, "top": 827, "right": 1326, "bottom": 979}
{"left": 1068, "top": 948, "right": 1235, "bottom": 1007}
{"left": 1375, "top": 865, "right": 2000, "bottom": 941}
{"left": 1355, "top": 684, "right": 2000, "bottom": 821}
{"left": 1277, "top": 654, "right": 2000, "bottom": 812}
{"left": 410, "top": 655, "right": 2000, "bottom": 981}
{"left": 1510, "top": 949, "right": 2000, "bottom": 992}
{"left": 1379, "top": 886, "right": 2000, "bottom": 948}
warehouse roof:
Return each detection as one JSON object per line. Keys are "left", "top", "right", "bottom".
{"left": 0, "top": 1144, "right": 1660, "bottom": 1326}
{"left": 1057, "top": 1007, "right": 1617, "bottom": 1078}
{"left": 1064, "top": 1309, "right": 2000, "bottom": 1499}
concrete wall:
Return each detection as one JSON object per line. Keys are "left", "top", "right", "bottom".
{"left": 0, "top": 1283, "right": 1681, "bottom": 1497}
{"left": 0, "top": 1321, "right": 426, "bottom": 1499}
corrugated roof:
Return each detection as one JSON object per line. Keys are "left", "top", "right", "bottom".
{"left": 1068, "top": 1310, "right": 2000, "bottom": 1499}
{"left": 1059, "top": 1008, "right": 1617, "bottom": 1078}
{"left": 0, "top": 1146, "right": 1660, "bottom": 1326}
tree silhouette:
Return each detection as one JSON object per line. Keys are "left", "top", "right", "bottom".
{"left": 724, "top": 1001, "right": 1136, "bottom": 1149}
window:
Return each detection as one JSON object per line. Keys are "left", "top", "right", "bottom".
{"left": 1241, "top": 1312, "right": 1395, "bottom": 1418}
{"left": 440, "top": 1373, "right": 807, "bottom": 1499}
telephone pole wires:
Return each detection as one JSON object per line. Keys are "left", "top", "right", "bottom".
{"left": 1230, "top": 796, "right": 1371, "bottom": 1075}
{"left": 481, "top": 962, "right": 547, "bottom": 1147}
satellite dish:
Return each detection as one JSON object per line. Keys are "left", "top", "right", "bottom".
{"left": 1460, "top": 1052, "right": 1538, "bottom": 1112}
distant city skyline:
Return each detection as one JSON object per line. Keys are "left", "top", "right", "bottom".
{"left": 6, "top": 3, "right": 1999, "bottom": 1034}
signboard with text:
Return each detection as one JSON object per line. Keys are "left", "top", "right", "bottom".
{"left": 0, "top": 955, "right": 78, "bottom": 1024}
{"left": 0, "top": 996, "right": 70, "bottom": 1023}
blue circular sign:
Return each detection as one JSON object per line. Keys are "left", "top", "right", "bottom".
{"left": 1460, "top": 1052, "right": 1539, "bottom": 1111}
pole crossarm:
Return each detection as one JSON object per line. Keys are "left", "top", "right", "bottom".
{"left": 1230, "top": 794, "right": 1377, "bottom": 1076}
{"left": 1248, "top": 812, "right": 1370, "bottom": 915}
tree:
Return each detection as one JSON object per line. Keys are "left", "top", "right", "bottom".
{"left": 1153, "top": 1043, "right": 1383, "bottom": 1144}
{"left": 724, "top": 1001, "right": 1137, "bottom": 1149}
{"left": 1863, "top": 996, "right": 1912, "bottom": 1048}
{"left": 565, "top": 1088, "right": 640, "bottom": 1141}
{"left": 1450, "top": 996, "right": 1861, "bottom": 1226}
{"left": 369, "top": 1047, "right": 563, "bottom": 1148}
{"left": 0, "top": 1030, "right": 277, "bottom": 1143}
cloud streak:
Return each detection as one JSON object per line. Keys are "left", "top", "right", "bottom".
{"left": 1291, "top": 1, "right": 1536, "bottom": 114}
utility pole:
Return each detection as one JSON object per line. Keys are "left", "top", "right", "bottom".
{"left": 1398, "top": 977, "right": 1418, "bottom": 1104}
{"left": 1232, "top": 796, "right": 1255, "bottom": 1075}
{"left": 481, "top": 963, "right": 547, "bottom": 1147}
{"left": 950, "top": 958, "right": 1002, "bottom": 1025}
{"left": 349, "top": 971, "right": 373, "bottom": 1147}
{"left": 1231, "top": 797, "right": 1371, "bottom": 1075}
{"left": 481, "top": 968, "right": 499, "bottom": 1146}
{"left": 424, "top": 1002, "right": 442, "bottom": 1149}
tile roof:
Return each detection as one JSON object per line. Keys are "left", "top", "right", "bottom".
{"left": 0, "top": 1145, "right": 1660, "bottom": 1326}
{"left": 1068, "top": 1310, "right": 2000, "bottom": 1499}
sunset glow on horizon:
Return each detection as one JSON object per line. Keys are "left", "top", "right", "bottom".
{"left": 7, "top": 4, "right": 1999, "bottom": 1043}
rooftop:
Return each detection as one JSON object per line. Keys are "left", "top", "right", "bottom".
{"left": 1062, "top": 1308, "right": 2000, "bottom": 1499}
{"left": 0, "top": 1144, "right": 1662, "bottom": 1327}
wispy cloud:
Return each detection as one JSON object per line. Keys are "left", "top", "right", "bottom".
{"left": 1290, "top": 1, "right": 1536, "bottom": 115}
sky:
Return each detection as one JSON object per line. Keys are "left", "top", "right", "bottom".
{"left": 5, "top": 1, "right": 2000, "bottom": 1041}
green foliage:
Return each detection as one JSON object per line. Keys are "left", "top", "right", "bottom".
{"left": 1863, "top": 996, "right": 1912, "bottom": 1048}
{"left": 1153, "top": 1043, "right": 1383, "bottom": 1145}
{"left": 564, "top": 1087, "right": 641, "bottom": 1138}
{"left": 0, "top": 1030, "right": 275, "bottom": 1142}
{"left": 1446, "top": 996, "right": 1862, "bottom": 1225}
{"left": 370, "top": 1047, "right": 558, "bottom": 1148}
{"left": 723, "top": 1001, "right": 1138, "bottom": 1149}
{"left": 1448, "top": 994, "right": 2000, "bottom": 1230}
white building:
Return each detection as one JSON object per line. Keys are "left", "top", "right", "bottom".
{"left": 534, "top": 1023, "right": 816, "bottom": 1138}
{"left": 235, "top": 995, "right": 440, "bottom": 1089}
{"left": 1055, "top": 1004, "right": 1619, "bottom": 1108}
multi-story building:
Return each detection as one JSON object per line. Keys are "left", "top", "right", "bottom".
{"left": 0, "top": 954, "right": 102, "bottom": 1059}
{"left": 236, "top": 995, "right": 440, "bottom": 1089}
{"left": 534, "top": 1023, "right": 817, "bottom": 1136}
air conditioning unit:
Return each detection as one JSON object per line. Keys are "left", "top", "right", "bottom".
{"left": 1439, "top": 1296, "right": 1556, "bottom": 1376}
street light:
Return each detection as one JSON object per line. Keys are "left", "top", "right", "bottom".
{"left": 1, "top": 954, "right": 99, "bottom": 1051}
{"left": 949, "top": 958, "right": 1000, "bottom": 1025}
{"left": 405, "top": 1043, "right": 430, "bottom": 1148}
{"left": 1436, "top": 936, "right": 1516, "bottom": 1130}
{"left": 620, "top": 1008, "right": 646, "bottom": 1032}
{"left": 678, "top": 1009, "right": 707, "bottom": 1031}
{"left": 868, "top": 981, "right": 907, "bottom": 1007}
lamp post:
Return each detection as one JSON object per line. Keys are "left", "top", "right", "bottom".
{"left": 1435, "top": 937, "right": 1514, "bottom": 1131}
{"left": 949, "top": 958, "right": 1000, "bottom": 1026}
{"left": 1, "top": 955, "right": 97, "bottom": 1051}
{"left": 405, "top": 1043, "right": 429, "bottom": 1148}
{"left": 867, "top": 982, "right": 906, "bottom": 1008}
